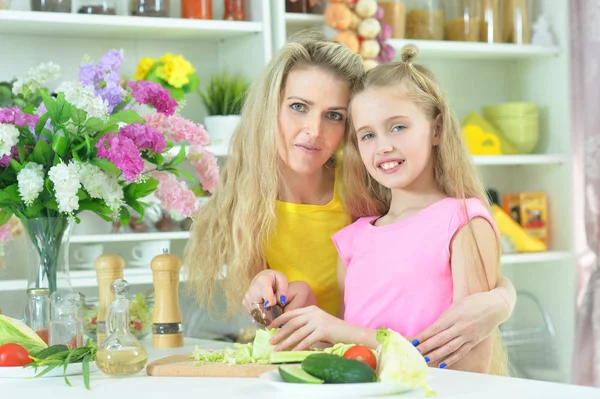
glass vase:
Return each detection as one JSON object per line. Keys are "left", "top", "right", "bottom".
{"left": 23, "top": 217, "right": 72, "bottom": 295}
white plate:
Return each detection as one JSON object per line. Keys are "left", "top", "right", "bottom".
{"left": 0, "top": 362, "right": 98, "bottom": 379}
{"left": 259, "top": 369, "right": 416, "bottom": 397}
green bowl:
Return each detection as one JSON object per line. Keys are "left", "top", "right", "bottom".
{"left": 483, "top": 102, "right": 538, "bottom": 117}
{"left": 488, "top": 117, "right": 539, "bottom": 153}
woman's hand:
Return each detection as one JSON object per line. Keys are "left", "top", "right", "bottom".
{"left": 242, "top": 269, "right": 289, "bottom": 314}
{"left": 412, "top": 290, "right": 509, "bottom": 368}
{"left": 267, "top": 306, "right": 349, "bottom": 351}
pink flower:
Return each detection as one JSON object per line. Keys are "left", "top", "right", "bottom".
{"left": 143, "top": 113, "right": 209, "bottom": 146}
{"left": 188, "top": 145, "right": 219, "bottom": 194}
{"left": 127, "top": 80, "right": 177, "bottom": 116}
{"left": 96, "top": 133, "right": 144, "bottom": 182}
{"left": 0, "top": 107, "right": 39, "bottom": 128}
{"left": 0, "top": 145, "right": 31, "bottom": 168}
{"left": 149, "top": 171, "right": 199, "bottom": 219}
{"left": 0, "top": 221, "right": 11, "bottom": 243}
{"left": 119, "top": 123, "right": 166, "bottom": 153}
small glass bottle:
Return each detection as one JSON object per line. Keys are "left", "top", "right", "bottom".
{"left": 503, "top": 0, "right": 530, "bottom": 44}
{"left": 78, "top": 0, "right": 116, "bottom": 15}
{"left": 49, "top": 290, "right": 84, "bottom": 348}
{"left": 30, "top": 0, "right": 71, "bottom": 12}
{"left": 223, "top": 0, "right": 245, "bottom": 21}
{"left": 444, "top": 0, "right": 480, "bottom": 42}
{"left": 377, "top": 0, "right": 407, "bottom": 39}
{"left": 25, "top": 288, "right": 50, "bottom": 345}
{"left": 405, "top": 0, "right": 444, "bottom": 40}
{"left": 181, "top": 0, "right": 213, "bottom": 19}
{"left": 96, "top": 279, "right": 148, "bottom": 376}
{"left": 480, "top": 0, "right": 502, "bottom": 43}
{"left": 130, "top": 0, "right": 169, "bottom": 17}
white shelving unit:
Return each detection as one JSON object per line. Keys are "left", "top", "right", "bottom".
{"left": 0, "top": 0, "right": 576, "bottom": 384}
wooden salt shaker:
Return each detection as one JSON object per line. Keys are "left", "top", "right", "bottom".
{"left": 151, "top": 250, "right": 183, "bottom": 348}
{"left": 94, "top": 254, "right": 125, "bottom": 345}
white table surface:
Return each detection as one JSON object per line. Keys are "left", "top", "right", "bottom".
{"left": 1, "top": 337, "right": 598, "bottom": 399}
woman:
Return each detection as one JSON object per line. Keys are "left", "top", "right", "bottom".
{"left": 184, "top": 31, "right": 516, "bottom": 369}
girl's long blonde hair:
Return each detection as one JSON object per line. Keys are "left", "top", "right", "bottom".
{"left": 183, "top": 31, "right": 364, "bottom": 317}
{"left": 341, "top": 45, "right": 509, "bottom": 376}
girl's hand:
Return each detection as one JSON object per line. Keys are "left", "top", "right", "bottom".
{"left": 267, "top": 306, "right": 347, "bottom": 351}
{"left": 412, "top": 290, "right": 508, "bottom": 368}
{"left": 242, "top": 269, "right": 289, "bottom": 314}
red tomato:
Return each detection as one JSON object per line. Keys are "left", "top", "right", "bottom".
{"left": 343, "top": 345, "right": 377, "bottom": 370}
{"left": 0, "top": 343, "right": 32, "bottom": 367}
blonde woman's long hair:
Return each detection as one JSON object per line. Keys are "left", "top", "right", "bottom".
{"left": 184, "top": 31, "right": 364, "bottom": 317}
{"left": 341, "top": 45, "right": 509, "bottom": 376}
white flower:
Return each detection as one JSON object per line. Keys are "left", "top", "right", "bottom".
{"left": 12, "top": 62, "right": 61, "bottom": 96}
{"left": 76, "top": 162, "right": 124, "bottom": 217}
{"left": 17, "top": 162, "right": 45, "bottom": 206}
{"left": 55, "top": 81, "right": 109, "bottom": 120}
{"left": 0, "top": 123, "right": 20, "bottom": 157}
{"left": 48, "top": 162, "right": 81, "bottom": 214}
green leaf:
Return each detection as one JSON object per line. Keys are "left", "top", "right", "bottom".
{"left": 154, "top": 153, "right": 164, "bottom": 166}
{"left": 45, "top": 198, "right": 59, "bottom": 211}
{"left": 71, "top": 108, "right": 88, "bottom": 125}
{"left": 0, "top": 209, "right": 13, "bottom": 227}
{"left": 183, "top": 73, "right": 199, "bottom": 93}
{"left": 0, "top": 185, "right": 22, "bottom": 209}
{"left": 168, "top": 145, "right": 186, "bottom": 168}
{"left": 35, "top": 114, "right": 50, "bottom": 135}
{"left": 124, "top": 178, "right": 159, "bottom": 200}
{"left": 51, "top": 135, "right": 68, "bottom": 158}
{"left": 118, "top": 206, "right": 131, "bottom": 226}
{"left": 82, "top": 355, "right": 91, "bottom": 390}
{"left": 169, "top": 87, "right": 185, "bottom": 102}
{"left": 108, "top": 109, "right": 144, "bottom": 125}
{"left": 78, "top": 200, "right": 113, "bottom": 221}
{"left": 98, "top": 123, "right": 118, "bottom": 134}
{"left": 77, "top": 189, "right": 89, "bottom": 201}
{"left": 40, "top": 129, "right": 52, "bottom": 142}
{"left": 17, "top": 145, "right": 25, "bottom": 165}
{"left": 24, "top": 202, "right": 44, "bottom": 218}
{"left": 40, "top": 90, "right": 56, "bottom": 117}
{"left": 89, "top": 158, "right": 120, "bottom": 175}
{"left": 124, "top": 198, "right": 144, "bottom": 220}
{"left": 52, "top": 93, "right": 72, "bottom": 124}
{"left": 33, "top": 139, "right": 52, "bottom": 165}
{"left": 9, "top": 158, "right": 23, "bottom": 173}
{"left": 110, "top": 98, "right": 130, "bottom": 115}
{"left": 83, "top": 117, "right": 106, "bottom": 133}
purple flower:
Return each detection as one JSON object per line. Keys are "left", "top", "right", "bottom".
{"left": 78, "top": 49, "right": 126, "bottom": 113}
{"left": 96, "top": 133, "right": 144, "bottom": 183}
{"left": 0, "top": 107, "right": 39, "bottom": 128}
{"left": 37, "top": 103, "right": 52, "bottom": 130}
{"left": 119, "top": 123, "right": 166, "bottom": 154}
{"left": 127, "top": 80, "right": 177, "bottom": 116}
{"left": 0, "top": 154, "right": 11, "bottom": 167}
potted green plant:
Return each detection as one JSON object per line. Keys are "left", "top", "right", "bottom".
{"left": 198, "top": 72, "right": 249, "bottom": 150}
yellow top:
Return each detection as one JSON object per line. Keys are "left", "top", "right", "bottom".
{"left": 264, "top": 178, "right": 351, "bottom": 316}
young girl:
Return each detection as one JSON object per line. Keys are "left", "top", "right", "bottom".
{"left": 268, "top": 45, "right": 506, "bottom": 375}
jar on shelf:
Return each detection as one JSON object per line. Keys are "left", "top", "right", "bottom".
{"left": 405, "top": 0, "right": 444, "bottom": 41}
{"left": 503, "top": 0, "right": 530, "bottom": 44}
{"left": 377, "top": 1, "right": 406, "bottom": 39}
{"left": 31, "top": 0, "right": 71, "bottom": 12}
{"left": 78, "top": 0, "right": 116, "bottom": 15}
{"left": 181, "top": 0, "right": 212, "bottom": 19}
{"left": 130, "top": 0, "right": 169, "bottom": 17}
{"left": 223, "top": 0, "right": 245, "bottom": 21}
{"left": 480, "top": 0, "right": 502, "bottom": 43}
{"left": 0, "top": 0, "right": 11, "bottom": 10}
{"left": 444, "top": 0, "right": 480, "bottom": 42}
{"left": 286, "top": 0, "right": 308, "bottom": 13}
{"left": 309, "top": 0, "right": 325, "bottom": 14}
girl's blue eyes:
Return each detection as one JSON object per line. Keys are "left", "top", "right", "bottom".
{"left": 360, "top": 125, "right": 405, "bottom": 141}
{"left": 290, "top": 103, "right": 344, "bottom": 122}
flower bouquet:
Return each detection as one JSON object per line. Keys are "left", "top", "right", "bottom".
{"left": 0, "top": 49, "right": 218, "bottom": 293}
{"left": 133, "top": 53, "right": 199, "bottom": 102}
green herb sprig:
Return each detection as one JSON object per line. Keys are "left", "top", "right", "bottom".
{"left": 25, "top": 340, "right": 97, "bottom": 390}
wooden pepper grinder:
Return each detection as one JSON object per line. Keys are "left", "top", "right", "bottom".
{"left": 94, "top": 254, "right": 125, "bottom": 346}
{"left": 151, "top": 249, "right": 183, "bottom": 348}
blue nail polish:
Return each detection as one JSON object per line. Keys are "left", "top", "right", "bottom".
{"left": 279, "top": 324, "right": 283, "bottom": 328}
{"left": 280, "top": 295, "right": 287, "bottom": 305}
{"left": 411, "top": 339, "right": 419, "bottom": 346}
{"left": 424, "top": 357, "right": 430, "bottom": 363}
{"left": 265, "top": 300, "right": 269, "bottom": 307}
{"left": 439, "top": 363, "right": 447, "bottom": 369}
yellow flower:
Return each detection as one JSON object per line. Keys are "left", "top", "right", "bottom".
{"left": 155, "top": 53, "right": 196, "bottom": 89}
{"left": 133, "top": 57, "right": 157, "bottom": 80}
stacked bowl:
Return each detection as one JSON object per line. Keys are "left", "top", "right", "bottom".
{"left": 483, "top": 102, "right": 539, "bottom": 154}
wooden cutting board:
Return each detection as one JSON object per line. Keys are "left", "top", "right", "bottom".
{"left": 146, "top": 353, "right": 281, "bottom": 378}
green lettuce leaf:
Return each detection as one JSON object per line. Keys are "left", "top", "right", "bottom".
{"left": 0, "top": 315, "right": 48, "bottom": 355}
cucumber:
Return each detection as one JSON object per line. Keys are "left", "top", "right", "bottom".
{"left": 278, "top": 365, "right": 324, "bottom": 384}
{"left": 301, "top": 353, "right": 377, "bottom": 384}
{"left": 270, "top": 350, "right": 315, "bottom": 364}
